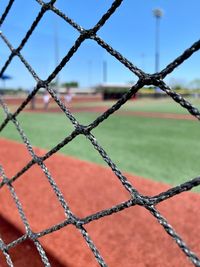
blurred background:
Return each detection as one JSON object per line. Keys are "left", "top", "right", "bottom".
{"left": 0, "top": 0, "right": 200, "bottom": 96}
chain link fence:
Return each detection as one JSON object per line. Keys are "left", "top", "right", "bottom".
{"left": 0, "top": 0, "right": 200, "bottom": 266}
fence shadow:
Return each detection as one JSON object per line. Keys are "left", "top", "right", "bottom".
{"left": 0, "top": 215, "right": 68, "bottom": 267}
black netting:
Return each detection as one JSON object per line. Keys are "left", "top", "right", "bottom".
{"left": 0, "top": 1, "right": 200, "bottom": 266}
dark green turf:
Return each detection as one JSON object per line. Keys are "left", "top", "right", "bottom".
{"left": 1, "top": 110, "right": 200, "bottom": 188}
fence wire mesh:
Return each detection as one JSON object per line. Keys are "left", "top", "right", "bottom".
{"left": 0, "top": 0, "right": 200, "bottom": 266}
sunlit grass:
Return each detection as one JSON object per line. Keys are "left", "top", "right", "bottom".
{"left": 68, "top": 96, "right": 200, "bottom": 115}
{"left": 0, "top": 110, "right": 200, "bottom": 189}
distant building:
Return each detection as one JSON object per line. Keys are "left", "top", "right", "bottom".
{"left": 58, "top": 86, "right": 96, "bottom": 95}
{"left": 95, "top": 83, "right": 134, "bottom": 100}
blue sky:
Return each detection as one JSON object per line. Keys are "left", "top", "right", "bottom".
{"left": 0, "top": 0, "right": 200, "bottom": 89}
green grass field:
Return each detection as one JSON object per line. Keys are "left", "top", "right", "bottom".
{"left": 1, "top": 97, "right": 200, "bottom": 188}
{"left": 73, "top": 97, "right": 200, "bottom": 114}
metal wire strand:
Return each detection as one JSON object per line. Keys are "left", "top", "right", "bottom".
{"left": 0, "top": 0, "right": 15, "bottom": 27}
{"left": 0, "top": 0, "right": 200, "bottom": 266}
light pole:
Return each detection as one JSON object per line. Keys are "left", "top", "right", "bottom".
{"left": 88, "top": 60, "right": 92, "bottom": 87}
{"left": 54, "top": 21, "right": 60, "bottom": 94}
{"left": 103, "top": 60, "right": 107, "bottom": 84}
{"left": 153, "top": 8, "right": 163, "bottom": 73}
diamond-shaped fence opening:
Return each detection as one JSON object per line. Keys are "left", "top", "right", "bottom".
{"left": 54, "top": 0, "right": 114, "bottom": 30}
{"left": 9, "top": 163, "right": 67, "bottom": 233}
{"left": 0, "top": 1, "right": 41, "bottom": 48}
{"left": 0, "top": 185, "right": 26, "bottom": 243}
{"left": 0, "top": 56, "right": 37, "bottom": 112}
{"left": 21, "top": 12, "right": 79, "bottom": 80}
{"left": 16, "top": 103, "right": 74, "bottom": 152}
{"left": 1, "top": 1, "right": 200, "bottom": 267}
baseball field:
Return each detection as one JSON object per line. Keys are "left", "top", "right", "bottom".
{"left": 1, "top": 95, "right": 200, "bottom": 267}
{"left": 1, "top": 96, "right": 200, "bottom": 185}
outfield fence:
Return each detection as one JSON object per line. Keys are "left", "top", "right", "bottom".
{"left": 0, "top": 1, "right": 200, "bottom": 266}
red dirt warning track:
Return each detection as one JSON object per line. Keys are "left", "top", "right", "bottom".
{"left": 25, "top": 106, "right": 197, "bottom": 121}
{"left": 4, "top": 96, "right": 197, "bottom": 120}
{"left": 0, "top": 138, "right": 200, "bottom": 267}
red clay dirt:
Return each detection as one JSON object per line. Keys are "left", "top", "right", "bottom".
{"left": 0, "top": 138, "right": 200, "bottom": 267}
{"left": 4, "top": 96, "right": 196, "bottom": 121}
{"left": 26, "top": 106, "right": 197, "bottom": 121}
{"left": 3, "top": 95, "right": 102, "bottom": 105}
